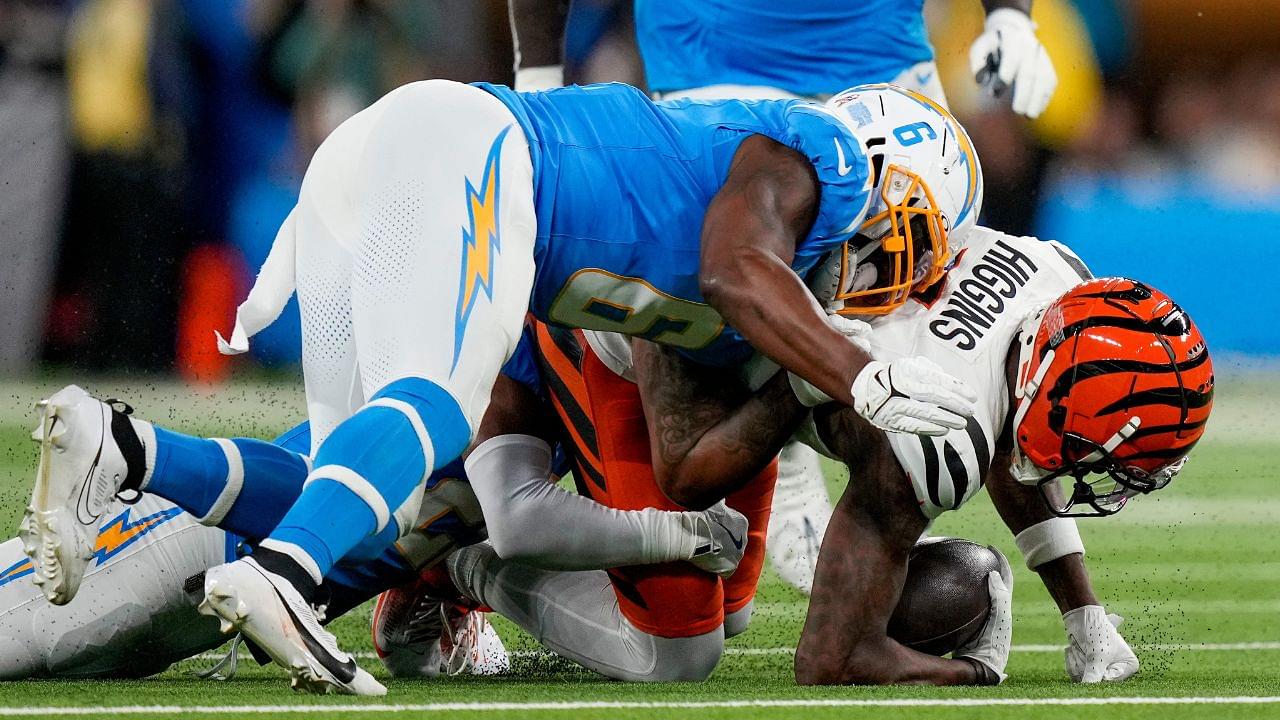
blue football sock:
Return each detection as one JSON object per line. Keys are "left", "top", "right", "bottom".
{"left": 143, "top": 424, "right": 311, "bottom": 541}
{"left": 267, "top": 377, "right": 471, "bottom": 579}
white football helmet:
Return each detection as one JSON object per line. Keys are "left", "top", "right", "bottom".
{"left": 813, "top": 84, "right": 984, "bottom": 315}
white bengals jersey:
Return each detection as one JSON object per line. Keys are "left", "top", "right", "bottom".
{"left": 865, "top": 228, "right": 1091, "bottom": 518}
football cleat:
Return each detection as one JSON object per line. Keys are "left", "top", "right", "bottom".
{"left": 440, "top": 608, "right": 509, "bottom": 677}
{"left": 688, "top": 502, "right": 749, "bottom": 578}
{"left": 372, "top": 568, "right": 509, "bottom": 678}
{"left": 765, "top": 443, "right": 835, "bottom": 595}
{"left": 199, "top": 557, "right": 385, "bottom": 696}
{"left": 19, "top": 385, "right": 139, "bottom": 604}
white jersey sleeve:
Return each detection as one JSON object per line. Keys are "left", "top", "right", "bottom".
{"left": 0, "top": 494, "right": 229, "bottom": 679}
{"left": 867, "top": 228, "right": 1091, "bottom": 519}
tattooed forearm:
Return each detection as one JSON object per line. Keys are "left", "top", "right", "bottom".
{"left": 635, "top": 339, "right": 805, "bottom": 507}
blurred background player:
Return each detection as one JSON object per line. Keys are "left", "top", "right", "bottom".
{"left": 508, "top": 0, "right": 1057, "bottom": 597}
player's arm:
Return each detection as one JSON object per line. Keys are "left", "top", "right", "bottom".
{"left": 700, "top": 136, "right": 868, "bottom": 406}
{"left": 631, "top": 339, "right": 806, "bottom": 510}
{"left": 794, "top": 409, "right": 1000, "bottom": 685}
{"left": 507, "top": 0, "right": 568, "bottom": 90}
{"left": 701, "top": 136, "right": 976, "bottom": 437}
{"left": 475, "top": 373, "right": 560, "bottom": 447}
{"left": 984, "top": 346, "right": 1139, "bottom": 683}
{"left": 970, "top": 0, "right": 1057, "bottom": 118}
{"left": 986, "top": 345, "right": 1095, "bottom": 610}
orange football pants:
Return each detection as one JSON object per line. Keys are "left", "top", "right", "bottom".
{"left": 532, "top": 322, "right": 775, "bottom": 638}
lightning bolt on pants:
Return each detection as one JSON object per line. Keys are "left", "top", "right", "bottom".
{"left": 260, "top": 80, "right": 537, "bottom": 580}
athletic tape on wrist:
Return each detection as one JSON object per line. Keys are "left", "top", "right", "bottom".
{"left": 1015, "top": 517, "right": 1085, "bottom": 570}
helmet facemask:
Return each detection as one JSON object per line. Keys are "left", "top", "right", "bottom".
{"left": 1018, "top": 428, "right": 1186, "bottom": 518}
{"left": 832, "top": 164, "right": 950, "bottom": 316}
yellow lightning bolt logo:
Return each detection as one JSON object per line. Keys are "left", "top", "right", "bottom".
{"left": 453, "top": 125, "right": 512, "bottom": 371}
{"left": 0, "top": 506, "right": 183, "bottom": 588}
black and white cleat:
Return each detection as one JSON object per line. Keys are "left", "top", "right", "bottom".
{"left": 199, "top": 556, "right": 386, "bottom": 696}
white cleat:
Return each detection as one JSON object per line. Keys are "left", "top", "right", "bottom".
{"left": 441, "top": 609, "right": 509, "bottom": 677}
{"left": 19, "top": 385, "right": 131, "bottom": 604}
{"left": 372, "top": 578, "right": 509, "bottom": 679}
{"left": 766, "top": 442, "right": 834, "bottom": 595}
{"left": 199, "top": 557, "right": 386, "bottom": 696}
{"left": 689, "top": 502, "right": 749, "bottom": 578}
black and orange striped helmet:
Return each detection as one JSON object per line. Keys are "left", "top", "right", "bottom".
{"left": 1010, "top": 278, "right": 1214, "bottom": 516}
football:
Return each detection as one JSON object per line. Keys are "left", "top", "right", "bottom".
{"left": 887, "top": 538, "right": 1005, "bottom": 656}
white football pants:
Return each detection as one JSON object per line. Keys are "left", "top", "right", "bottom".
{"left": 0, "top": 495, "right": 227, "bottom": 679}
{"left": 223, "top": 80, "right": 537, "bottom": 449}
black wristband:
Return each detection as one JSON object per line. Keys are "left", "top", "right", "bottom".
{"left": 959, "top": 656, "right": 1001, "bottom": 686}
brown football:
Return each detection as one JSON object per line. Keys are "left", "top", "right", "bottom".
{"left": 887, "top": 538, "right": 1004, "bottom": 656}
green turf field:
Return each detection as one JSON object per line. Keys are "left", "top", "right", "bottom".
{"left": 0, "top": 371, "right": 1277, "bottom": 718}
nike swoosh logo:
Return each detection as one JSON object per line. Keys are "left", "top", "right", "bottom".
{"left": 915, "top": 70, "right": 933, "bottom": 86}
{"left": 834, "top": 138, "right": 853, "bottom": 177}
{"left": 271, "top": 579, "right": 358, "bottom": 683}
{"left": 75, "top": 418, "right": 107, "bottom": 526}
{"left": 714, "top": 517, "right": 744, "bottom": 551}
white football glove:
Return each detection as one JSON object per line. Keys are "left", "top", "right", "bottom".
{"left": 955, "top": 549, "right": 1014, "bottom": 684}
{"left": 850, "top": 357, "right": 977, "bottom": 435}
{"left": 968, "top": 8, "right": 1058, "bottom": 118}
{"left": 788, "top": 316, "right": 873, "bottom": 407}
{"left": 1063, "top": 605, "right": 1139, "bottom": 683}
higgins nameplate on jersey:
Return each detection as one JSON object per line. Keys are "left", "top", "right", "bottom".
{"left": 929, "top": 238, "right": 1041, "bottom": 351}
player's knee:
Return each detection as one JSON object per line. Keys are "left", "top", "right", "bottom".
{"left": 643, "top": 631, "right": 724, "bottom": 682}
{"left": 370, "top": 377, "right": 472, "bottom": 468}
{"left": 724, "top": 601, "right": 753, "bottom": 639}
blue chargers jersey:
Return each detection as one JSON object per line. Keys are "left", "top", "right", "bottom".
{"left": 477, "top": 82, "right": 872, "bottom": 366}
{"left": 634, "top": 0, "right": 932, "bottom": 97}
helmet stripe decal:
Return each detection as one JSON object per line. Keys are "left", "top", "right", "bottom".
{"left": 1095, "top": 386, "right": 1215, "bottom": 416}
{"left": 1126, "top": 417, "right": 1209, "bottom": 441}
{"left": 1047, "top": 352, "right": 1211, "bottom": 401}
{"left": 1042, "top": 316, "right": 1197, "bottom": 359}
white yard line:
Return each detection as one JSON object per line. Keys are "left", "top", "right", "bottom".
{"left": 189, "top": 641, "right": 1280, "bottom": 663}
{"left": 4, "top": 697, "right": 1280, "bottom": 715}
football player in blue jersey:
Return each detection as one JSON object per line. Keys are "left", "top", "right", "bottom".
{"left": 511, "top": 0, "right": 1057, "bottom": 115}
{"left": 511, "top": 0, "right": 1060, "bottom": 602}
{"left": 3, "top": 348, "right": 752, "bottom": 681}
{"left": 19, "top": 78, "right": 984, "bottom": 693}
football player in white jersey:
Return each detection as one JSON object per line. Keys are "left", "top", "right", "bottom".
{"left": 790, "top": 229, "right": 1214, "bottom": 683}
{"left": 0, "top": 494, "right": 230, "bottom": 679}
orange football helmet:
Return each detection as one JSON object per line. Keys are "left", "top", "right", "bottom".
{"left": 1010, "top": 278, "right": 1214, "bottom": 516}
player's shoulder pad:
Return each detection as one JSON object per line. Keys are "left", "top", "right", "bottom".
{"left": 960, "top": 226, "right": 1093, "bottom": 284}
{"left": 781, "top": 104, "right": 874, "bottom": 247}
